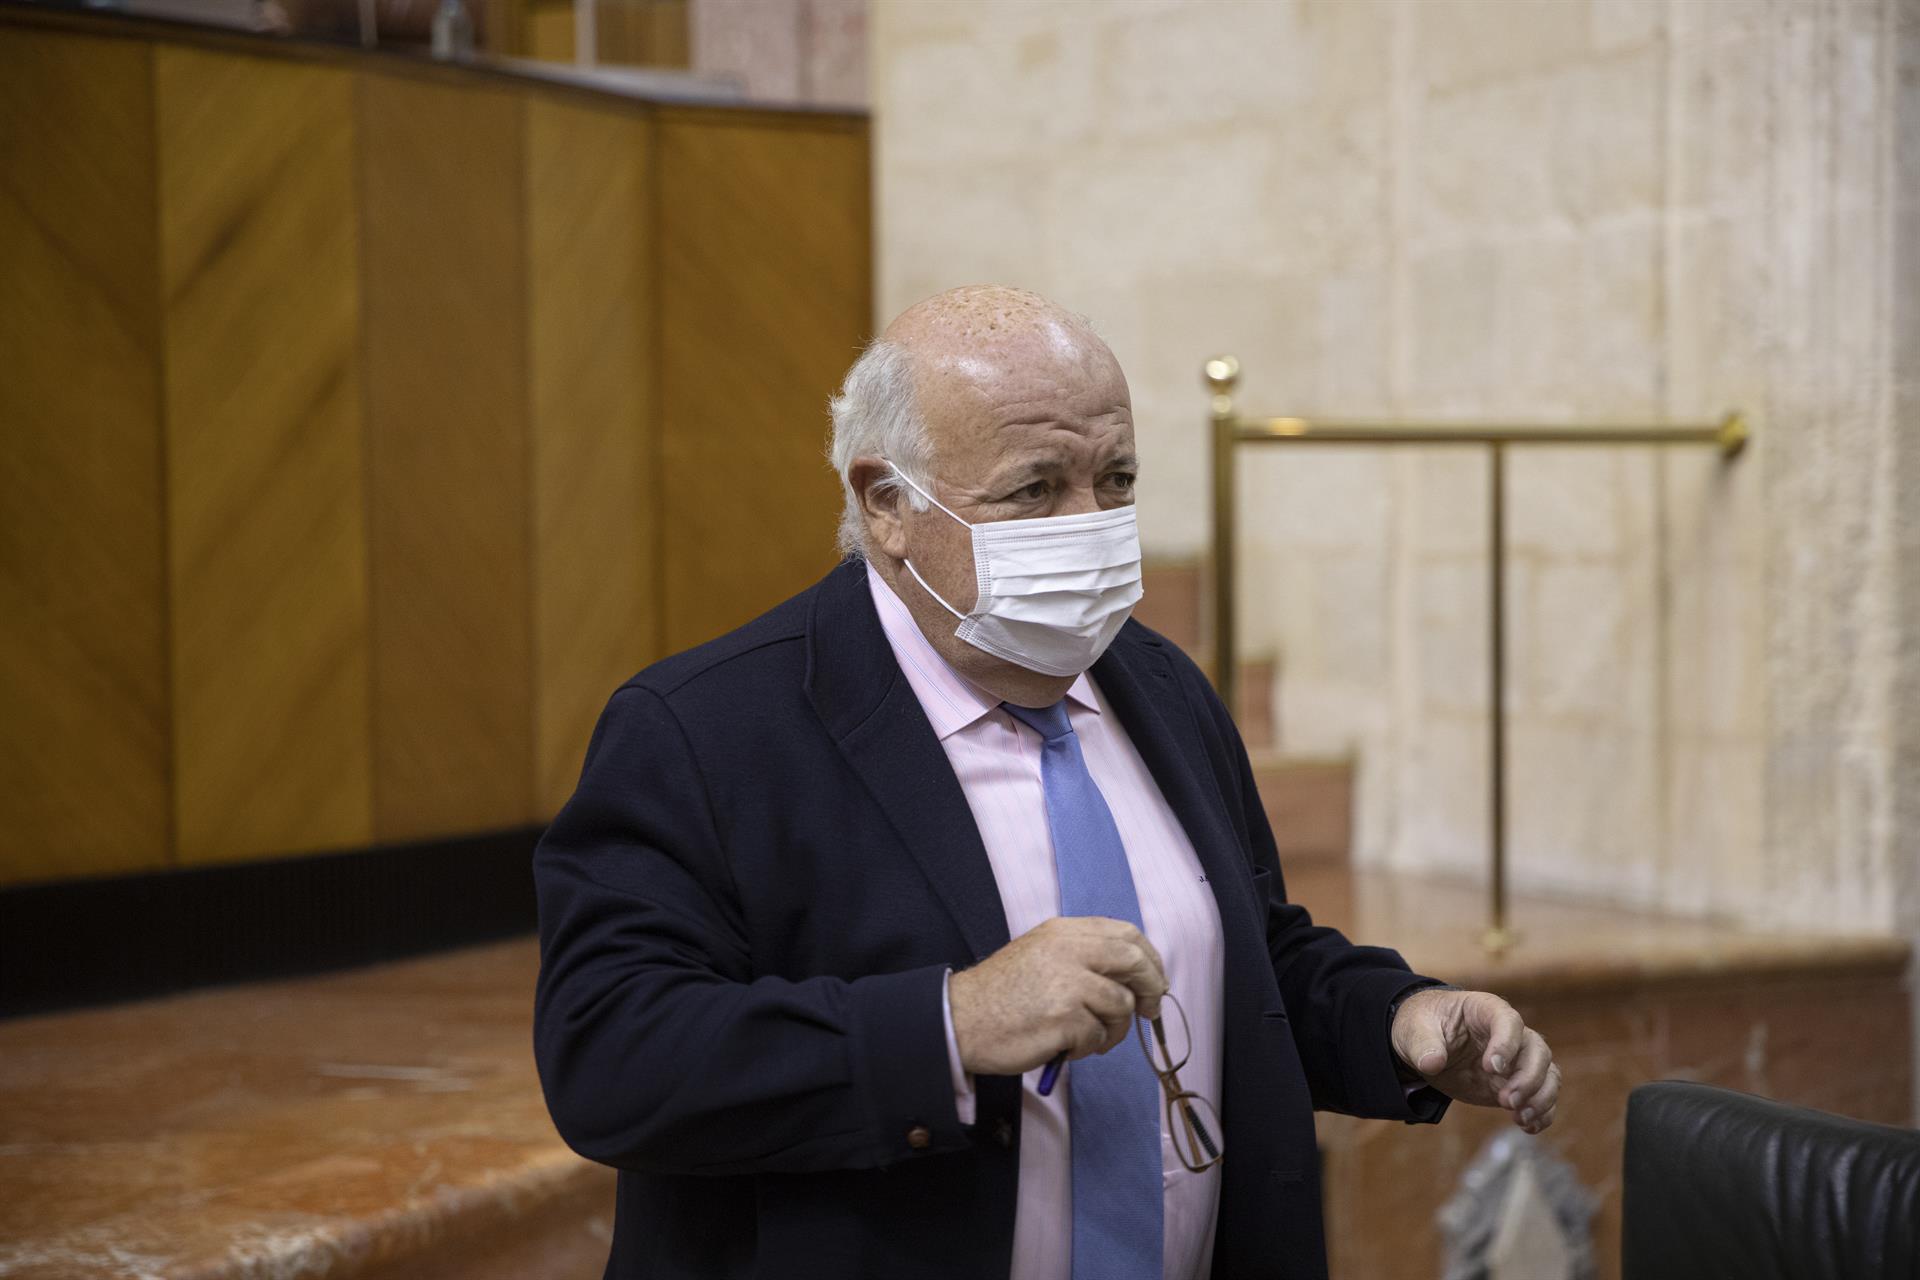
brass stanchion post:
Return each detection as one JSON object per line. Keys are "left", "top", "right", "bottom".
{"left": 1482, "top": 442, "right": 1516, "bottom": 955}
{"left": 1205, "top": 357, "right": 1242, "bottom": 718}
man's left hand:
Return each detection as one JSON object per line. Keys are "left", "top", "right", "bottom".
{"left": 1391, "top": 988, "right": 1560, "bottom": 1134}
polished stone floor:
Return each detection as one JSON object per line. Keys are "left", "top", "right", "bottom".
{"left": 0, "top": 939, "right": 612, "bottom": 1279}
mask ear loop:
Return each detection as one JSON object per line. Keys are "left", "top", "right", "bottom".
{"left": 901, "top": 557, "right": 966, "bottom": 620}
{"left": 889, "top": 463, "right": 975, "bottom": 620}
{"left": 890, "top": 465, "right": 969, "bottom": 526}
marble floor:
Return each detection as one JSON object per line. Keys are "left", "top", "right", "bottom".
{"left": 0, "top": 940, "right": 613, "bottom": 1280}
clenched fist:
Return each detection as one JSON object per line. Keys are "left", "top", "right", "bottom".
{"left": 948, "top": 916, "right": 1169, "bottom": 1077}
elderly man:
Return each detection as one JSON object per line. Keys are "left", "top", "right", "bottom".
{"left": 533, "top": 286, "right": 1560, "bottom": 1280}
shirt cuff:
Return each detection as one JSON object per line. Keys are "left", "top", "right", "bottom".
{"left": 941, "top": 967, "right": 977, "bottom": 1126}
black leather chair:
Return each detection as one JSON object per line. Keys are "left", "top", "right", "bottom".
{"left": 1622, "top": 1081, "right": 1920, "bottom": 1279}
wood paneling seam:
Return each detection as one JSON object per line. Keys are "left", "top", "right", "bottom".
{"left": 353, "top": 69, "right": 383, "bottom": 842}
{"left": 146, "top": 41, "right": 179, "bottom": 870}
{"left": 517, "top": 96, "right": 540, "bottom": 823}
{"left": 646, "top": 108, "right": 665, "bottom": 661}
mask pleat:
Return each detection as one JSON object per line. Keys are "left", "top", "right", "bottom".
{"left": 985, "top": 562, "right": 1143, "bottom": 595}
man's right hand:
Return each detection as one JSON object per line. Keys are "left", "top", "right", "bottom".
{"left": 947, "top": 916, "right": 1169, "bottom": 1077}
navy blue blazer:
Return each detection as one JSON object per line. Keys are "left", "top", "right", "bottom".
{"left": 532, "top": 560, "right": 1448, "bottom": 1280}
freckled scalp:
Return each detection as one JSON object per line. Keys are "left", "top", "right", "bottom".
{"left": 879, "top": 285, "right": 1127, "bottom": 419}
{"left": 883, "top": 285, "right": 1073, "bottom": 343}
{"left": 881, "top": 285, "right": 1111, "bottom": 368}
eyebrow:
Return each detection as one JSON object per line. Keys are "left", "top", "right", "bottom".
{"left": 987, "top": 452, "right": 1139, "bottom": 492}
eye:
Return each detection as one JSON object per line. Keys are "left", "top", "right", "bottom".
{"left": 1105, "top": 472, "right": 1137, "bottom": 491}
{"left": 1012, "top": 479, "right": 1051, "bottom": 501}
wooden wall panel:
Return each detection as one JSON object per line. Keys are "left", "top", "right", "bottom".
{"left": 156, "top": 49, "right": 373, "bottom": 865}
{"left": 2, "top": 8, "right": 872, "bottom": 881}
{"left": 0, "top": 31, "right": 171, "bottom": 885}
{"left": 656, "top": 114, "right": 870, "bottom": 652}
{"left": 524, "top": 3, "right": 575, "bottom": 62}
{"left": 526, "top": 100, "right": 656, "bottom": 816}
{"left": 360, "top": 75, "right": 535, "bottom": 841}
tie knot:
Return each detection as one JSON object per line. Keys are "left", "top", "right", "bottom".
{"left": 1002, "top": 698, "right": 1073, "bottom": 742}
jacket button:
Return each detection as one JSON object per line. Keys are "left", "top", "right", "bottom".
{"left": 994, "top": 1120, "right": 1015, "bottom": 1148}
{"left": 906, "top": 1125, "right": 932, "bottom": 1150}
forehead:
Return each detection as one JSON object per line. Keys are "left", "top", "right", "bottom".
{"left": 914, "top": 328, "right": 1133, "bottom": 463}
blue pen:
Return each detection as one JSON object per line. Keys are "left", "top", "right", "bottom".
{"left": 1036, "top": 1050, "right": 1067, "bottom": 1096}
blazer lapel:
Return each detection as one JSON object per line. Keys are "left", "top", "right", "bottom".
{"left": 803, "top": 562, "right": 1012, "bottom": 964}
{"left": 1092, "top": 630, "right": 1275, "bottom": 1003}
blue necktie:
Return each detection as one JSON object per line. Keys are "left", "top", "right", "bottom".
{"left": 1002, "top": 699, "right": 1163, "bottom": 1280}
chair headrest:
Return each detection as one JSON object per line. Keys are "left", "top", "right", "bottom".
{"left": 1622, "top": 1080, "right": 1920, "bottom": 1280}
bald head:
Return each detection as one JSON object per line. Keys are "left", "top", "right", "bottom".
{"left": 880, "top": 284, "right": 1094, "bottom": 349}
{"left": 878, "top": 287, "right": 1123, "bottom": 454}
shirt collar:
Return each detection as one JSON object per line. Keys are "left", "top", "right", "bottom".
{"left": 866, "top": 564, "right": 1098, "bottom": 740}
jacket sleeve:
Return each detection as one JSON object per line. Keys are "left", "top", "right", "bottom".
{"left": 1195, "top": 667, "right": 1452, "bottom": 1125}
{"left": 532, "top": 685, "right": 968, "bottom": 1177}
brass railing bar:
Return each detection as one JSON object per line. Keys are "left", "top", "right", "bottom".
{"left": 1233, "top": 414, "right": 1748, "bottom": 456}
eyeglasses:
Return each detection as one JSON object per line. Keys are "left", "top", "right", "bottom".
{"left": 1137, "top": 993, "right": 1223, "bottom": 1173}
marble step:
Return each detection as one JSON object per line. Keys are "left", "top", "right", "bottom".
{"left": 1134, "top": 558, "right": 1205, "bottom": 655}
{"left": 1132, "top": 559, "right": 1279, "bottom": 751}
{"left": 0, "top": 939, "right": 614, "bottom": 1280}
{"left": 1254, "top": 754, "right": 1354, "bottom": 866}
{"left": 1251, "top": 755, "right": 1355, "bottom": 928}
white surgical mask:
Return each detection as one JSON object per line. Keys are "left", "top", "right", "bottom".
{"left": 892, "top": 467, "right": 1144, "bottom": 678}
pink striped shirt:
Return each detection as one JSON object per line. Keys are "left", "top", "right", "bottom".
{"left": 868, "top": 566, "right": 1225, "bottom": 1280}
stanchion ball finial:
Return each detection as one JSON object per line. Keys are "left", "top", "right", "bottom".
{"left": 1203, "top": 355, "right": 1240, "bottom": 393}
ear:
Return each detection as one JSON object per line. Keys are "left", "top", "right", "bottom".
{"left": 848, "top": 457, "right": 911, "bottom": 561}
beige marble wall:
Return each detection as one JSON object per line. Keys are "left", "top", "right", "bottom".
{"left": 1889, "top": 0, "right": 1920, "bottom": 1122}
{"left": 872, "top": 0, "right": 1920, "bottom": 966}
